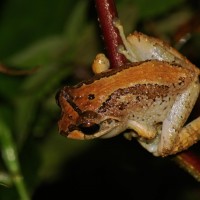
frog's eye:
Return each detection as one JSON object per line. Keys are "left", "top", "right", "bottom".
{"left": 77, "top": 111, "right": 101, "bottom": 135}
{"left": 78, "top": 123, "right": 100, "bottom": 135}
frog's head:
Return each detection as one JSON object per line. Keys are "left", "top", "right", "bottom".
{"left": 56, "top": 87, "right": 125, "bottom": 140}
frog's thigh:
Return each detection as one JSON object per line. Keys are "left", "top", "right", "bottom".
{"left": 158, "top": 79, "right": 199, "bottom": 156}
{"left": 127, "top": 120, "right": 156, "bottom": 139}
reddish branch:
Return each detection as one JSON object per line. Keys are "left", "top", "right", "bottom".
{"left": 176, "top": 150, "right": 200, "bottom": 181}
{"left": 95, "top": 0, "right": 127, "bottom": 68}
{"left": 94, "top": 0, "right": 200, "bottom": 181}
{"left": 175, "top": 96, "right": 200, "bottom": 179}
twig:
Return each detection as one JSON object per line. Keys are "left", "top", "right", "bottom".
{"left": 175, "top": 150, "right": 200, "bottom": 181}
{"left": 0, "top": 64, "right": 38, "bottom": 76}
{"left": 95, "top": 0, "right": 127, "bottom": 68}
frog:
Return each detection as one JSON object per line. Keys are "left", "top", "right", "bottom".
{"left": 56, "top": 19, "right": 200, "bottom": 157}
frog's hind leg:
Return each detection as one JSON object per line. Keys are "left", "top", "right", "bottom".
{"left": 158, "top": 78, "right": 200, "bottom": 156}
{"left": 170, "top": 117, "right": 200, "bottom": 155}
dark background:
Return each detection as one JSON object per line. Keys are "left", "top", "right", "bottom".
{"left": 0, "top": 0, "right": 199, "bottom": 199}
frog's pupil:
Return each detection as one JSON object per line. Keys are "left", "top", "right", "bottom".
{"left": 79, "top": 123, "right": 100, "bottom": 135}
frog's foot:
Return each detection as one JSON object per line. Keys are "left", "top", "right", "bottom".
{"left": 161, "top": 117, "right": 200, "bottom": 156}
{"left": 92, "top": 53, "right": 110, "bottom": 74}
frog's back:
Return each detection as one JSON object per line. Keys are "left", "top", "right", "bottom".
{"left": 68, "top": 60, "right": 195, "bottom": 113}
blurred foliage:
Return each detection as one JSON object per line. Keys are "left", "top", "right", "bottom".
{"left": 0, "top": 0, "right": 200, "bottom": 199}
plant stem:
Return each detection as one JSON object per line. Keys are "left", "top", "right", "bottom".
{"left": 0, "top": 120, "right": 30, "bottom": 200}
{"left": 175, "top": 150, "right": 200, "bottom": 181}
{"left": 13, "top": 175, "right": 30, "bottom": 200}
{"left": 95, "top": 0, "right": 127, "bottom": 68}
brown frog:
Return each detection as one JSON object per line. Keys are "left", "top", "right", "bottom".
{"left": 56, "top": 20, "right": 200, "bottom": 157}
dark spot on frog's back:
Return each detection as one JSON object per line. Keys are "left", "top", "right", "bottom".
{"left": 118, "top": 103, "right": 127, "bottom": 110}
{"left": 88, "top": 94, "right": 95, "bottom": 100}
{"left": 178, "top": 77, "right": 185, "bottom": 86}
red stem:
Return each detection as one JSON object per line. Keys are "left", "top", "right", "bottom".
{"left": 175, "top": 96, "right": 200, "bottom": 180}
{"left": 175, "top": 150, "right": 200, "bottom": 181}
{"left": 95, "top": 0, "right": 127, "bottom": 68}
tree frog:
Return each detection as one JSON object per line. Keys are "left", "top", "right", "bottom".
{"left": 56, "top": 19, "right": 200, "bottom": 157}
